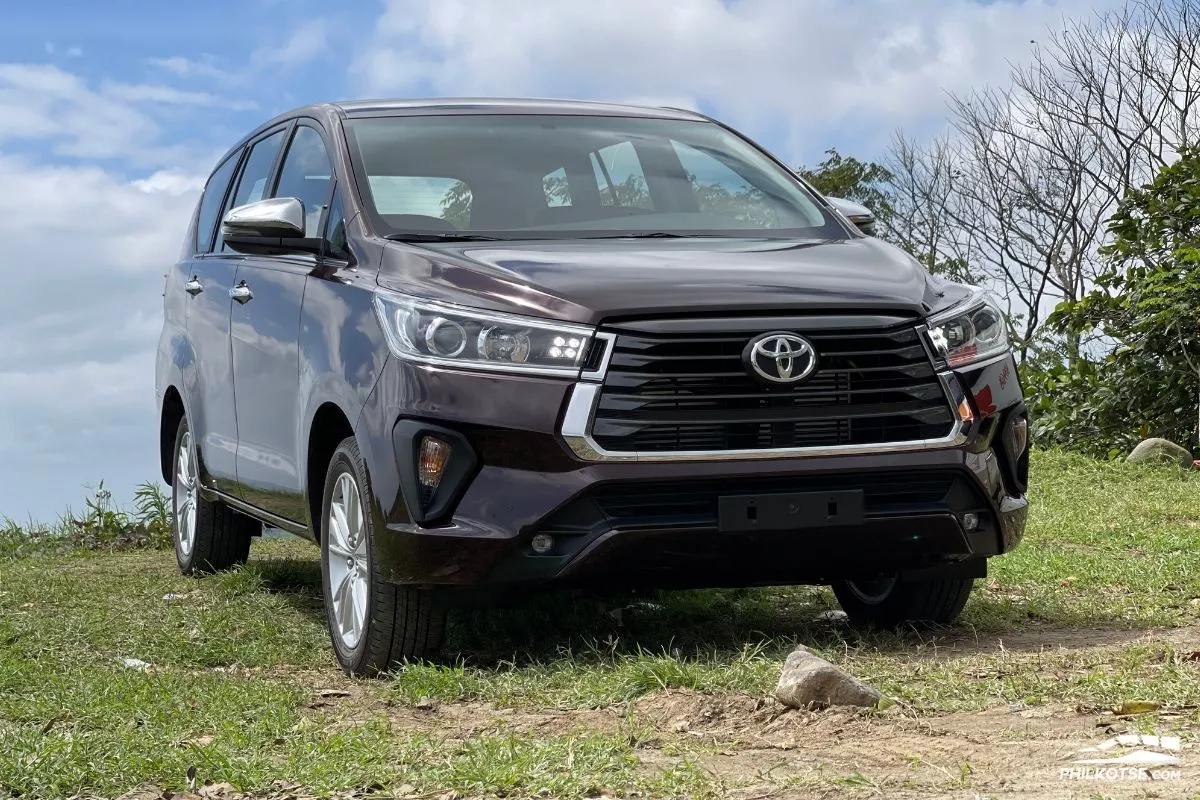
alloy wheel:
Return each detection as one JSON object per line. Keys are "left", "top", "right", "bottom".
{"left": 175, "top": 430, "right": 198, "bottom": 557}
{"left": 327, "top": 471, "right": 369, "bottom": 650}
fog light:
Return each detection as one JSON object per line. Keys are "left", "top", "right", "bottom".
{"left": 962, "top": 512, "right": 980, "bottom": 532}
{"left": 417, "top": 436, "right": 452, "bottom": 503}
{"left": 530, "top": 534, "right": 554, "bottom": 554}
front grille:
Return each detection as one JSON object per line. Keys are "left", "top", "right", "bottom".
{"left": 591, "top": 317, "right": 955, "bottom": 453}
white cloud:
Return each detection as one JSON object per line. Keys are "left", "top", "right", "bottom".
{"left": 145, "top": 18, "right": 330, "bottom": 93}
{"left": 145, "top": 55, "right": 234, "bottom": 83}
{"left": 0, "top": 63, "right": 237, "bottom": 166}
{"left": 251, "top": 19, "right": 328, "bottom": 68}
{"left": 353, "top": 0, "right": 1124, "bottom": 161}
{"left": 0, "top": 154, "right": 202, "bottom": 518}
{"left": 99, "top": 80, "right": 256, "bottom": 110}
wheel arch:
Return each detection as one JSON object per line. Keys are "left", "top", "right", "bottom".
{"left": 159, "top": 385, "right": 187, "bottom": 484}
{"left": 306, "top": 401, "right": 356, "bottom": 540}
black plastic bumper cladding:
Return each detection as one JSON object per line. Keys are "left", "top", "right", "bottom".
{"left": 482, "top": 469, "right": 1001, "bottom": 588}
{"left": 993, "top": 402, "right": 1030, "bottom": 496}
{"left": 392, "top": 419, "right": 479, "bottom": 526}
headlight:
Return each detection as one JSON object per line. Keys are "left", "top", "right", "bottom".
{"left": 925, "top": 291, "right": 1009, "bottom": 367}
{"left": 373, "top": 291, "right": 596, "bottom": 377}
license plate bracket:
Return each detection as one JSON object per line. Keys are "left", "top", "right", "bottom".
{"left": 718, "top": 490, "right": 865, "bottom": 533}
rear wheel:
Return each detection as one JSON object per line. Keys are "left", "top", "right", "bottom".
{"left": 320, "top": 435, "right": 445, "bottom": 676}
{"left": 831, "top": 574, "right": 974, "bottom": 628}
{"left": 171, "top": 417, "right": 256, "bottom": 575}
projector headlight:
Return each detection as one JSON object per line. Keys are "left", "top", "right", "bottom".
{"left": 925, "top": 291, "right": 1010, "bottom": 368}
{"left": 373, "top": 291, "right": 596, "bottom": 377}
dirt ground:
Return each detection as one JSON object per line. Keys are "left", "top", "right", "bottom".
{"left": 282, "top": 624, "right": 1200, "bottom": 799}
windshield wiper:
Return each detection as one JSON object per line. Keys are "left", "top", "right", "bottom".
{"left": 384, "top": 233, "right": 506, "bottom": 243}
{"left": 580, "top": 231, "right": 725, "bottom": 239}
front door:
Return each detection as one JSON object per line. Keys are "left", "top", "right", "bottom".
{"left": 231, "top": 122, "right": 334, "bottom": 522}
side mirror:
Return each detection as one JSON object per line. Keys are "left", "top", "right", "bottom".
{"left": 826, "top": 196, "right": 876, "bottom": 237}
{"left": 221, "top": 198, "right": 322, "bottom": 256}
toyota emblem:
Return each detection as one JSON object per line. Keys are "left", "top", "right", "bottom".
{"left": 743, "top": 332, "right": 818, "bottom": 384}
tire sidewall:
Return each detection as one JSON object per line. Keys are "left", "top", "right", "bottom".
{"left": 320, "top": 441, "right": 378, "bottom": 671}
{"left": 832, "top": 575, "right": 910, "bottom": 627}
{"left": 171, "top": 417, "right": 196, "bottom": 574}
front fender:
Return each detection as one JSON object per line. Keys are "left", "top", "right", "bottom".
{"left": 297, "top": 268, "right": 391, "bottom": 526}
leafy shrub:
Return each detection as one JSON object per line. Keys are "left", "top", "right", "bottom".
{"left": 1, "top": 480, "right": 173, "bottom": 559}
{"left": 1030, "top": 146, "right": 1200, "bottom": 458}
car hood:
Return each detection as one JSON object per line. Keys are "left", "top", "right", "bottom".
{"left": 375, "top": 236, "right": 966, "bottom": 325}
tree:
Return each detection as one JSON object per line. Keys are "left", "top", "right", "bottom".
{"left": 883, "top": 0, "right": 1200, "bottom": 362}
{"left": 883, "top": 133, "right": 979, "bottom": 285}
{"left": 1051, "top": 146, "right": 1200, "bottom": 451}
{"left": 797, "top": 148, "right": 895, "bottom": 223}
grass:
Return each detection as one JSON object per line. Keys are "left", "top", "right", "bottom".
{"left": 2, "top": 450, "right": 1200, "bottom": 798}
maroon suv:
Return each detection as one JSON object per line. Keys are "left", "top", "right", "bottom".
{"left": 155, "top": 98, "right": 1030, "bottom": 675}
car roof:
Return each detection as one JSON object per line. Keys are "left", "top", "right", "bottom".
{"left": 207, "top": 98, "right": 715, "bottom": 182}
{"left": 328, "top": 97, "right": 709, "bottom": 121}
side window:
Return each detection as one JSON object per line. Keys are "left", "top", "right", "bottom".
{"left": 542, "top": 167, "right": 572, "bottom": 208}
{"left": 194, "top": 152, "right": 240, "bottom": 254}
{"left": 591, "top": 142, "right": 652, "bottom": 209}
{"left": 671, "top": 141, "right": 778, "bottom": 226}
{"left": 220, "top": 128, "right": 285, "bottom": 252}
{"left": 273, "top": 125, "right": 333, "bottom": 237}
{"left": 366, "top": 176, "right": 472, "bottom": 229}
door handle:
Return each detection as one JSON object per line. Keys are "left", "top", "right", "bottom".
{"left": 184, "top": 276, "right": 204, "bottom": 296}
{"left": 229, "top": 281, "right": 253, "bottom": 304}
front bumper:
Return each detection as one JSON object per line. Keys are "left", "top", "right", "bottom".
{"left": 354, "top": 352, "right": 1029, "bottom": 590}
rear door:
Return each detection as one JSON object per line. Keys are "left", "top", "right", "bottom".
{"left": 180, "top": 147, "right": 245, "bottom": 489}
{"left": 230, "top": 121, "right": 334, "bottom": 521}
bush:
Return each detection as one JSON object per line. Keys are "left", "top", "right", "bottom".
{"left": 1, "top": 481, "right": 173, "bottom": 559}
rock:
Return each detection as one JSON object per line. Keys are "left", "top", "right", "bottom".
{"left": 775, "top": 645, "right": 882, "bottom": 709}
{"left": 114, "top": 787, "right": 166, "bottom": 800}
{"left": 1127, "top": 437, "right": 1193, "bottom": 468}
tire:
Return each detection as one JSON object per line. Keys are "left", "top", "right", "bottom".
{"left": 831, "top": 574, "right": 975, "bottom": 628}
{"left": 171, "top": 416, "right": 256, "bottom": 575}
{"left": 319, "top": 435, "right": 445, "bottom": 677}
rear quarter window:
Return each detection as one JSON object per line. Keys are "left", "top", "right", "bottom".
{"left": 194, "top": 152, "right": 241, "bottom": 253}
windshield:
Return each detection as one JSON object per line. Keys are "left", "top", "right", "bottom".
{"left": 342, "top": 113, "right": 849, "bottom": 241}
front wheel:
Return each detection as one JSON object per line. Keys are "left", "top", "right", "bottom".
{"left": 831, "top": 574, "right": 975, "bottom": 628}
{"left": 320, "top": 435, "right": 445, "bottom": 676}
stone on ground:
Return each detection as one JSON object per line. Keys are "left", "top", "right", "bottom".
{"left": 1126, "top": 437, "right": 1193, "bottom": 468}
{"left": 775, "top": 645, "right": 882, "bottom": 709}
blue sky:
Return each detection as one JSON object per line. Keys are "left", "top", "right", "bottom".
{"left": 1, "top": 0, "right": 1117, "bottom": 522}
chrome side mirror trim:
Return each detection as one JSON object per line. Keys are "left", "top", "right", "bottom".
{"left": 221, "top": 197, "right": 305, "bottom": 238}
{"left": 825, "top": 196, "right": 876, "bottom": 236}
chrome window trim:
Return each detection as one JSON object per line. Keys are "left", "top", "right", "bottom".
{"left": 561, "top": 322, "right": 976, "bottom": 462}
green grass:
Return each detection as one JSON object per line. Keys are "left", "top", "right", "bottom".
{"left": 2, "top": 450, "right": 1200, "bottom": 798}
